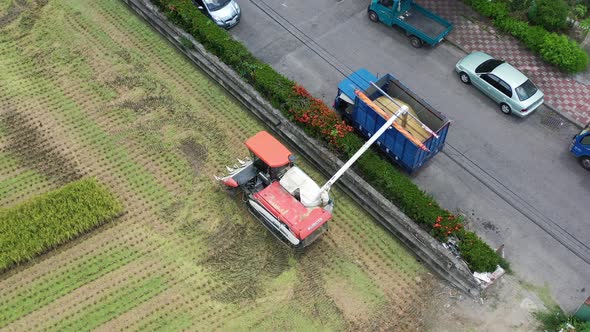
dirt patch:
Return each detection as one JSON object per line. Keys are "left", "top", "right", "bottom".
{"left": 1, "top": 109, "right": 82, "bottom": 184}
{"left": 179, "top": 138, "right": 208, "bottom": 175}
{"left": 107, "top": 74, "right": 175, "bottom": 116}
{"left": 117, "top": 95, "right": 175, "bottom": 115}
{"left": 0, "top": 0, "right": 47, "bottom": 38}
{"left": 107, "top": 68, "right": 163, "bottom": 91}
{"left": 0, "top": 1, "right": 23, "bottom": 29}
{"left": 423, "top": 275, "right": 544, "bottom": 331}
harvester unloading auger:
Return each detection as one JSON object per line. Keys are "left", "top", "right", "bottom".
{"left": 216, "top": 87, "right": 433, "bottom": 248}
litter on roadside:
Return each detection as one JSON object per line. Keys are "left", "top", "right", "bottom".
{"left": 473, "top": 265, "right": 506, "bottom": 289}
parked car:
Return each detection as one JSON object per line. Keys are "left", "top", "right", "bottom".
{"left": 366, "top": 0, "right": 453, "bottom": 48}
{"left": 570, "top": 123, "right": 590, "bottom": 170}
{"left": 455, "top": 51, "right": 544, "bottom": 118}
{"left": 192, "top": 0, "right": 241, "bottom": 29}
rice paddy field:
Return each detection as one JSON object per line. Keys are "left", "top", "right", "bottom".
{"left": 0, "top": 0, "right": 442, "bottom": 330}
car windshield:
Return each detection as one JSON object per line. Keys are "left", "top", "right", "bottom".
{"left": 475, "top": 59, "right": 504, "bottom": 73}
{"left": 515, "top": 80, "right": 538, "bottom": 101}
{"left": 204, "top": 0, "right": 231, "bottom": 11}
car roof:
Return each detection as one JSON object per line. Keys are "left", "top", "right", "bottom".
{"left": 492, "top": 63, "right": 528, "bottom": 87}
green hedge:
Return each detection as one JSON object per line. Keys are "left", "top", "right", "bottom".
{"left": 0, "top": 178, "right": 123, "bottom": 271}
{"left": 154, "top": 0, "right": 508, "bottom": 272}
{"left": 464, "top": 0, "right": 589, "bottom": 73}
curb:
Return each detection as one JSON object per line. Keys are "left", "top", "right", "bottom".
{"left": 543, "top": 103, "right": 585, "bottom": 129}
{"left": 121, "top": 0, "right": 482, "bottom": 296}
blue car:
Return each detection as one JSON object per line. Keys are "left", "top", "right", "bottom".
{"left": 571, "top": 123, "right": 590, "bottom": 170}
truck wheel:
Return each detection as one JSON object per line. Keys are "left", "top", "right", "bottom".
{"left": 368, "top": 10, "right": 379, "bottom": 22}
{"left": 409, "top": 36, "right": 423, "bottom": 48}
{"left": 580, "top": 156, "right": 590, "bottom": 170}
{"left": 459, "top": 71, "right": 470, "bottom": 84}
{"left": 500, "top": 103, "right": 511, "bottom": 115}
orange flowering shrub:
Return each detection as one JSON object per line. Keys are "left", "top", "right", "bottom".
{"left": 288, "top": 85, "right": 353, "bottom": 147}
{"left": 431, "top": 214, "right": 463, "bottom": 240}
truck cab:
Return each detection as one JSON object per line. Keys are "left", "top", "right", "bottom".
{"left": 571, "top": 123, "right": 590, "bottom": 170}
{"left": 371, "top": 0, "right": 412, "bottom": 19}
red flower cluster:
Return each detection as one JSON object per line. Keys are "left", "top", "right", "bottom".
{"left": 432, "top": 214, "right": 463, "bottom": 240}
{"left": 292, "top": 84, "right": 312, "bottom": 99}
{"left": 289, "top": 85, "right": 353, "bottom": 147}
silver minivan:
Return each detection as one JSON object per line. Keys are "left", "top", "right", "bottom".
{"left": 193, "top": 0, "right": 241, "bottom": 29}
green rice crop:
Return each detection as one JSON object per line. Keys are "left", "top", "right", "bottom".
{"left": 0, "top": 178, "right": 123, "bottom": 271}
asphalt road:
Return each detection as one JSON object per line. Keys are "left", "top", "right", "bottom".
{"left": 228, "top": 0, "right": 590, "bottom": 311}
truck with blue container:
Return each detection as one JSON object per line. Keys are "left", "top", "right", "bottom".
{"left": 367, "top": 0, "right": 453, "bottom": 48}
{"left": 334, "top": 68, "right": 450, "bottom": 173}
{"left": 570, "top": 123, "right": 590, "bottom": 170}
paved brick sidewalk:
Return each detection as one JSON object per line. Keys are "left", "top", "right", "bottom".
{"left": 418, "top": 0, "right": 590, "bottom": 126}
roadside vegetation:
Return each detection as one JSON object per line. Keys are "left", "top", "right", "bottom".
{"left": 156, "top": 0, "right": 507, "bottom": 272}
{"left": 0, "top": 178, "right": 122, "bottom": 271}
{"left": 534, "top": 306, "right": 590, "bottom": 332}
{"left": 461, "top": 0, "right": 589, "bottom": 73}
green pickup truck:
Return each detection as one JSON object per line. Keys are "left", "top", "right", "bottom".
{"left": 368, "top": 0, "right": 453, "bottom": 48}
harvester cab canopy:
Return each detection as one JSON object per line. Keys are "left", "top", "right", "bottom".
{"left": 245, "top": 131, "right": 292, "bottom": 168}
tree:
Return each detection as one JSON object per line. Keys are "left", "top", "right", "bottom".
{"left": 528, "top": 0, "right": 569, "bottom": 31}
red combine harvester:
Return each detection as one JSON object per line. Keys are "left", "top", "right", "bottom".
{"left": 216, "top": 131, "right": 332, "bottom": 248}
{"left": 217, "top": 89, "right": 426, "bottom": 248}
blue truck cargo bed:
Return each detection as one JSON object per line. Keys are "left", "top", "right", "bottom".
{"left": 335, "top": 68, "right": 450, "bottom": 172}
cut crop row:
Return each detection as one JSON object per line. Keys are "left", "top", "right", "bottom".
{"left": 0, "top": 247, "right": 139, "bottom": 327}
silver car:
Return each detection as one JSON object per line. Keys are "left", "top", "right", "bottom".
{"left": 455, "top": 52, "right": 544, "bottom": 118}
{"left": 193, "top": 0, "right": 241, "bottom": 29}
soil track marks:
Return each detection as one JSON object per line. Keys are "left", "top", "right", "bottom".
{"left": 1, "top": 110, "right": 82, "bottom": 184}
